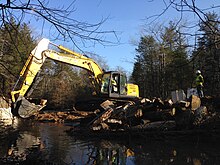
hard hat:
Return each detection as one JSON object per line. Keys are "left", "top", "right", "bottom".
{"left": 196, "top": 70, "right": 201, "bottom": 74}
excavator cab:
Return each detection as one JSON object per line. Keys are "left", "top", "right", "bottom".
{"left": 100, "top": 71, "right": 139, "bottom": 98}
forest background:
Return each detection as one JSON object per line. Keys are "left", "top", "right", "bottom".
{"left": 0, "top": 1, "right": 220, "bottom": 109}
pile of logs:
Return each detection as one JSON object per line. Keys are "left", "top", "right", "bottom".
{"left": 35, "top": 94, "right": 220, "bottom": 134}
{"left": 81, "top": 95, "right": 205, "bottom": 131}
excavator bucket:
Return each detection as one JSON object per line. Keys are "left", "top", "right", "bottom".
{"left": 12, "top": 96, "right": 46, "bottom": 118}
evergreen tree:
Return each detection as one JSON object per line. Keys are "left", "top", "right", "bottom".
{"left": 131, "top": 22, "right": 191, "bottom": 99}
{"left": 192, "top": 12, "right": 220, "bottom": 95}
{"left": 132, "top": 35, "right": 160, "bottom": 98}
{"left": 0, "top": 17, "right": 35, "bottom": 97}
{"left": 161, "top": 22, "right": 191, "bottom": 95}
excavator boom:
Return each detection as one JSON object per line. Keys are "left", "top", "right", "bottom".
{"left": 11, "top": 38, "right": 103, "bottom": 118}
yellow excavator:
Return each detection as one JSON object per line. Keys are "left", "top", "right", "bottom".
{"left": 11, "top": 38, "right": 139, "bottom": 118}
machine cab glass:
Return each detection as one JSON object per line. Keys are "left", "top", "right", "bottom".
{"left": 100, "top": 72, "right": 127, "bottom": 98}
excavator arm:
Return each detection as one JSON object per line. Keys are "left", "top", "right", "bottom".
{"left": 11, "top": 39, "right": 49, "bottom": 102}
{"left": 11, "top": 38, "right": 103, "bottom": 118}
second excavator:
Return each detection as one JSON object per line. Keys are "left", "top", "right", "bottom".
{"left": 11, "top": 38, "right": 139, "bottom": 118}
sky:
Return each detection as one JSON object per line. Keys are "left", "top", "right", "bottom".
{"left": 30, "top": 0, "right": 220, "bottom": 74}
{"left": 71, "top": 0, "right": 168, "bottom": 73}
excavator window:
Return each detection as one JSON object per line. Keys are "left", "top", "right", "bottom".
{"left": 101, "top": 72, "right": 130, "bottom": 98}
{"left": 120, "top": 74, "right": 127, "bottom": 95}
{"left": 111, "top": 74, "right": 119, "bottom": 93}
{"left": 101, "top": 73, "right": 110, "bottom": 94}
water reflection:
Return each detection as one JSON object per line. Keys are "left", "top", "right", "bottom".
{"left": 1, "top": 121, "right": 220, "bottom": 164}
{"left": 6, "top": 133, "right": 40, "bottom": 160}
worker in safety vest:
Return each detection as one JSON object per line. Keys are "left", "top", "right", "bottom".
{"left": 111, "top": 75, "right": 118, "bottom": 93}
{"left": 195, "top": 70, "right": 204, "bottom": 98}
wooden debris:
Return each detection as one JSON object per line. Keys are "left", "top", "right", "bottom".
{"left": 91, "top": 100, "right": 114, "bottom": 129}
{"left": 190, "top": 95, "right": 201, "bottom": 111}
{"left": 193, "top": 106, "right": 208, "bottom": 125}
{"left": 106, "top": 119, "right": 122, "bottom": 124}
{"left": 35, "top": 110, "right": 96, "bottom": 123}
{"left": 8, "top": 93, "right": 216, "bottom": 136}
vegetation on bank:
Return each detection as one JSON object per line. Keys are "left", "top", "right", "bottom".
{"left": 131, "top": 12, "right": 220, "bottom": 99}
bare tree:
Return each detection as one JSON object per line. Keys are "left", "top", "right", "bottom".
{"left": 142, "top": 0, "right": 220, "bottom": 95}
{"left": 145, "top": 0, "right": 220, "bottom": 44}
{"left": 0, "top": 0, "right": 120, "bottom": 97}
{"left": 0, "top": 0, "right": 118, "bottom": 49}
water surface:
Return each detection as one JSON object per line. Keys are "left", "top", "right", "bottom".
{"left": 1, "top": 119, "right": 220, "bottom": 165}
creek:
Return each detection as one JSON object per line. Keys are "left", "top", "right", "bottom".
{"left": 0, "top": 119, "right": 220, "bottom": 165}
